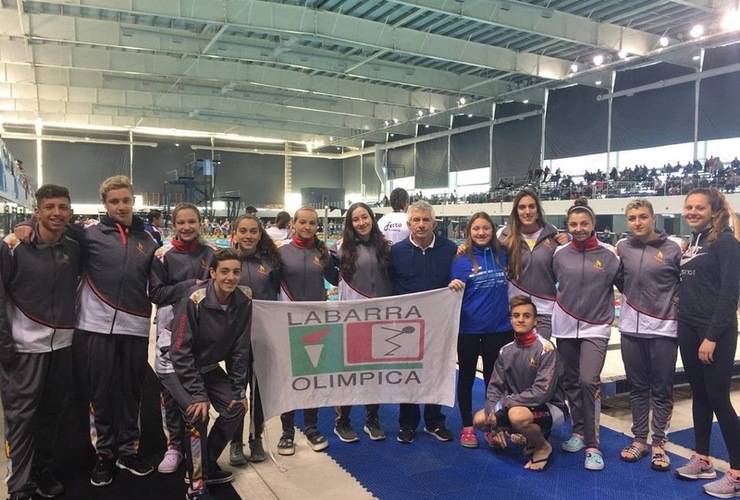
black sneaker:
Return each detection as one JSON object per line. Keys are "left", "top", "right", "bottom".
{"left": 363, "top": 419, "right": 386, "bottom": 441}
{"left": 397, "top": 428, "right": 416, "bottom": 444}
{"left": 33, "top": 470, "right": 65, "bottom": 498}
{"left": 115, "top": 454, "right": 154, "bottom": 477}
{"left": 186, "top": 488, "right": 217, "bottom": 500}
{"left": 90, "top": 455, "right": 115, "bottom": 487}
{"left": 334, "top": 423, "right": 360, "bottom": 443}
{"left": 424, "top": 426, "right": 453, "bottom": 442}
{"left": 228, "top": 441, "right": 248, "bottom": 466}
{"left": 184, "top": 465, "right": 234, "bottom": 485}
{"left": 249, "top": 438, "right": 266, "bottom": 463}
{"left": 8, "top": 492, "right": 34, "bottom": 500}
{"left": 206, "top": 465, "right": 234, "bottom": 485}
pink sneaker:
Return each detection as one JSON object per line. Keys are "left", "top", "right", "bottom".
{"left": 460, "top": 427, "right": 478, "bottom": 448}
{"left": 157, "top": 449, "right": 182, "bottom": 474}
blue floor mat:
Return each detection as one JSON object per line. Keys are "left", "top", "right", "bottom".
{"left": 670, "top": 422, "right": 730, "bottom": 463}
{"left": 302, "top": 375, "right": 714, "bottom": 500}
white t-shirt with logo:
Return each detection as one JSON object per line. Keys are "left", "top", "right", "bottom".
{"left": 378, "top": 211, "right": 410, "bottom": 245}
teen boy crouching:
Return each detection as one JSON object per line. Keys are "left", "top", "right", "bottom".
{"left": 473, "top": 295, "right": 567, "bottom": 472}
{"left": 165, "top": 248, "right": 252, "bottom": 500}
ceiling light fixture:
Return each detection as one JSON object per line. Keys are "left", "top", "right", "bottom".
{"left": 523, "top": 99, "right": 529, "bottom": 104}
{"left": 659, "top": 36, "right": 670, "bottom": 47}
{"left": 593, "top": 55, "right": 604, "bottom": 66}
{"left": 429, "top": 106, "right": 435, "bottom": 113}
{"left": 618, "top": 51, "right": 628, "bottom": 59}
{"left": 690, "top": 24, "right": 704, "bottom": 38}
{"left": 595, "top": 80, "right": 602, "bottom": 85}
{"left": 721, "top": 9, "right": 740, "bottom": 31}
{"left": 570, "top": 63, "right": 578, "bottom": 72}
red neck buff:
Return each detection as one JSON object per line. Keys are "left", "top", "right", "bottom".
{"left": 171, "top": 238, "right": 200, "bottom": 253}
{"left": 515, "top": 330, "right": 536, "bottom": 347}
{"left": 570, "top": 233, "right": 599, "bottom": 252}
{"left": 292, "top": 236, "right": 316, "bottom": 249}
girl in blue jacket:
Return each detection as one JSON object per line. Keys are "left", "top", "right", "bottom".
{"left": 449, "top": 212, "right": 513, "bottom": 448}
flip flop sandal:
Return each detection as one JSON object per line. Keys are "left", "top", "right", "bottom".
{"left": 620, "top": 444, "right": 648, "bottom": 463}
{"left": 526, "top": 448, "right": 554, "bottom": 472}
{"left": 651, "top": 451, "right": 671, "bottom": 472}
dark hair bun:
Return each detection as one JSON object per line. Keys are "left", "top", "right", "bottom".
{"left": 574, "top": 197, "right": 589, "bottom": 207}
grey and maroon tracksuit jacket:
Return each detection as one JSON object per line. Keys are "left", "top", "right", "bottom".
{"left": 615, "top": 231, "right": 682, "bottom": 338}
{"left": 75, "top": 215, "right": 158, "bottom": 336}
{"left": 149, "top": 238, "right": 215, "bottom": 374}
{"left": 330, "top": 238, "right": 393, "bottom": 300}
{"left": 551, "top": 235, "right": 620, "bottom": 340}
{"left": 278, "top": 237, "right": 338, "bottom": 302}
{"left": 499, "top": 223, "right": 560, "bottom": 316}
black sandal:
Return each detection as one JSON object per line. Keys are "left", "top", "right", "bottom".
{"left": 305, "top": 430, "right": 328, "bottom": 452}
{"left": 620, "top": 443, "right": 648, "bottom": 462}
{"left": 277, "top": 435, "right": 295, "bottom": 456}
{"left": 651, "top": 450, "right": 671, "bottom": 471}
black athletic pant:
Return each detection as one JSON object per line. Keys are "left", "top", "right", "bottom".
{"left": 281, "top": 408, "right": 319, "bottom": 436}
{"left": 233, "top": 370, "right": 265, "bottom": 444}
{"left": 86, "top": 332, "right": 148, "bottom": 459}
{"left": 457, "top": 332, "right": 514, "bottom": 427}
{"left": 0, "top": 348, "right": 71, "bottom": 494}
{"left": 678, "top": 321, "right": 740, "bottom": 469}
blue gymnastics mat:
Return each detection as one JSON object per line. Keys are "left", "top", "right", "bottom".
{"left": 303, "top": 375, "right": 715, "bottom": 500}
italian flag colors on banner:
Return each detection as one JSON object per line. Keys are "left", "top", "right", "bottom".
{"left": 251, "top": 288, "right": 463, "bottom": 421}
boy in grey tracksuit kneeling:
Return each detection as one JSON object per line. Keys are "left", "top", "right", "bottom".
{"left": 474, "top": 295, "right": 567, "bottom": 472}
{"left": 166, "top": 248, "right": 252, "bottom": 500}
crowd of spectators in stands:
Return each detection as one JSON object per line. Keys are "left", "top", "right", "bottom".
{"left": 380, "top": 155, "right": 740, "bottom": 206}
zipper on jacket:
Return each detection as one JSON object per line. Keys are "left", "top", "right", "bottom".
{"left": 577, "top": 250, "right": 585, "bottom": 339}
{"left": 111, "top": 228, "right": 130, "bottom": 334}
{"left": 635, "top": 246, "right": 646, "bottom": 335}
{"left": 49, "top": 245, "right": 59, "bottom": 351}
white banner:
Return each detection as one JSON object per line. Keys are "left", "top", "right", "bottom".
{"left": 251, "top": 288, "right": 462, "bottom": 421}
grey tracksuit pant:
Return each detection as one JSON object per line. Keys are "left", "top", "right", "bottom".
{"left": 620, "top": 334, "right": 678, "bottom": 445}
{"left": 557, "top": 337, "right": 608, "bottom": 449}
{"left": 85, "top": 331, "right": 148, "bottom": 459}
{"left": 0, "top": 348, "right": 71, "bottom": 494}
{"left": 160, "top": 369, "right": 244, "bottom": 491}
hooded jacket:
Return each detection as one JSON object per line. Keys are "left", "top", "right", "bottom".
{"left": 616, "top": 231, "right": 682, "bottom": 338}
{"left": 390, "top": 234, "right": 457, "bottom": 295}
{"left": 170, "top": 280, "right": 252, "bottom": 403}
{"left": 331, "top": 238, "right": 394, "bottom": 300}
{"left": 450, "top": 244, "right": 511, "bottom": 334}
{"left": 551, "top": 235, "right": 620, "bottom": 340}
{"left": 499, "top": 223, "right": 560, "bottom": 316}
{"left": 679, "top": 227, "right": 740, "bottom": 341}
{"left": 0, "top": 227, "right": 82, "bottom": 358}
{"left": 75, "top": 215, "right": 158, "bottom": 336}
{"left": 149, "top": 238, "right": 215, "bottom": 374}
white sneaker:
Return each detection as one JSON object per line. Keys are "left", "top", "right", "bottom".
{"left": 157, "top": 449, "right": 182, "bottom": 474}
